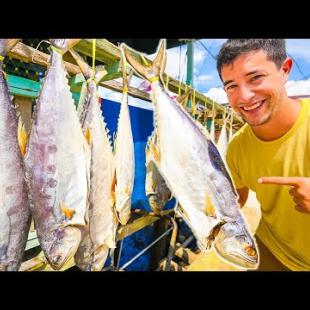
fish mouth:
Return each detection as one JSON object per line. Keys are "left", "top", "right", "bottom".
{"left": 214, "top": 243, "right": 258, "bottom": 269}
{"left": 227, "top": 251, "right": 258, "bottom": 269}
{"left": 48, "top": 227, "right": 81, "bottom": 270}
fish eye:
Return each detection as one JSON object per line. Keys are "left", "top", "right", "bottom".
{"left": 244, "top": 245, "right": 257, "bottom": 257}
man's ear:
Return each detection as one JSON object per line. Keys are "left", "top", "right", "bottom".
{"left": 281, "top": 57, "right": 293, "bottom": 83}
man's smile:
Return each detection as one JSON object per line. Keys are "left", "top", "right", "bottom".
{"left": 240, "top": 99, "right": 266, "bottom": 113}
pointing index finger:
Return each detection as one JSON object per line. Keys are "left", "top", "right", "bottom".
{"left": 258, "top": 177, "right": 303, "bottom": 187}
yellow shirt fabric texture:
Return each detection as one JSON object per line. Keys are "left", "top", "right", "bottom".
{"left": 226, "top": 99, "right": 310, "bottom": 271}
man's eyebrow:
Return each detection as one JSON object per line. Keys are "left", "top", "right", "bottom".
{"left": 245, "top": 70, "right": 260, "bottom": 76}
{"left": 223, "top": 70, "right": 263, "bottom": 87}
{"left": 223, "top": 79, "right": 234, "bottom": 87}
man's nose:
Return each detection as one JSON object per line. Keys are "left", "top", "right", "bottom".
{"left": 238, "top": 85, "right": 255, "bottom": 103}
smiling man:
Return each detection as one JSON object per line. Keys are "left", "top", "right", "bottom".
{"left": 216, "top": 39, "right": 310, "bottom": 271}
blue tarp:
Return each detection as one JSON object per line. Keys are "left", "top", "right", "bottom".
{"left": 100, "top": 98, "right": 175, "bottom": 271}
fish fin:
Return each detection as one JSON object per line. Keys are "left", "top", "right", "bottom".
{"left": 150, "top": 140, "right": 161, "bottom": 163}
{"left": 145, "top": 146, "right": 150, "bottom": 158}
{"left": 59, "top": 202, "right": 76, "bottom": 220}
{"left": 125, "top": 183, "right": 131, "bottom": 195}
{"left": 110, "top": 170, "right": 117, "bottom": 207}
{"left": 204, "top": 194, "right": 217, "bottom": 218}
{"left": 206, "top": 220, "right": 227, "bottom": 249}
{"left": 17, "top": 118, "right": 28, "bottom": 158}
{"left": 84, "top": 127, "right": 92, "bottom": 145}
{"left": 151, "top": 178, "right": 157, "bottom": 192}
{"left": 152, "top": 39, "right": 167, "bottom": 78}
{"left": 147, "top": 130, "right": 161, "bottom": 162}
{"left": 121, "top": 39, "right": 166, "bottom": 82}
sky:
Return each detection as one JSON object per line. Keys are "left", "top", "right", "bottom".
{"left": 98, "top": 39, "right": 310, "bottom": 107}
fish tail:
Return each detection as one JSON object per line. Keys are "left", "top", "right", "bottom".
{"left": 69, "top": 48, "right": 92, "bottom": 80}
{"left": 49, "top": 39, "right": 81, "bottom": 55}
{"left": 122, "top": 39, "right": 166, "bottom": 83}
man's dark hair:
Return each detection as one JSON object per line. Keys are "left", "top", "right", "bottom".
{"left": 216, "top": 39, "right": 287, "bottom": 80}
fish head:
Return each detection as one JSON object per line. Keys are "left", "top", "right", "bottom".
{"left": 214, "top": 221, "right": 259, "bottom": 269}
{"left": 48, "top": 226, "right": 81, "bottom": 270}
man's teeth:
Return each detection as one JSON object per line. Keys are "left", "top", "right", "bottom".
{"left": 243, "top": 100, "right": 264, "bottom": 111}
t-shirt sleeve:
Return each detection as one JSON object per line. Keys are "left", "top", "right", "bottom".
{"left": 225, "top": 138, "right": 245, "bottom": 189}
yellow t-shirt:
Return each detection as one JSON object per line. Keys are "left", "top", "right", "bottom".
{"left": 226, "top": 99, "right": 310, "bottom": 271}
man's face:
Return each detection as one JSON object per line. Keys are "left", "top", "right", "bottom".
{"left": 221, "top": 50, "right": 292, "bottom": 127}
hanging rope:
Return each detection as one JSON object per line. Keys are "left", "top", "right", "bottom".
{"left": 91, "top": 39, "right": 96, "bottom": 81}
{"left": 183, "top": 84, "right": 188, "bottom": 109}
{"left": 165, "top": 74, "right": 169, "bottom": 90}
{"left": 51, "top": 46, "right": 64, "bottom": 55}
{"left": 178, "top": 79, "right": 182, "bottom": 97}
{"left": 178, "top": 45, "right": 182, "bottom": 97}
{"left": 191, "top": 88, "right": 196, "bottom": 116}
{"left": 203, "top": 97, "right": 208, "bottom": 125}
{"left": 31, "top": 40, "right": 50, "bottom": 65}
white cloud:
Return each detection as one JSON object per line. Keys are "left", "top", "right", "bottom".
{"left": 166, "top": 47, "right": 187, "bottom": 80}
{"left": 205, "top": 87, "right": 228, "bottom": 104}
{"left": 195, "top": 74, "right": 214, "bottom": 84}
{"left": 286, "top": 78, "right": 310, "bottom": 96}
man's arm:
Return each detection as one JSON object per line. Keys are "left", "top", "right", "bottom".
{"left": 237, "top": 187, "right": 249, "bottom": 208}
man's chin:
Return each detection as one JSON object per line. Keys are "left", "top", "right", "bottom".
{"left": 240, "top": 113, "right": 272, "bottom": 127}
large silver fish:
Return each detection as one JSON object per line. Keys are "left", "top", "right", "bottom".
{"left": 24, "top": 39, "right": 90, "bottom": 270}
{"left": 0, "top": 39, "right": 31, "bottom": 271}
{"left": 145, "top": 131, "right": 172, "bottom": 214}
{"left": 69, "top": 48, "right": 118, "bottom": 271}
{"left": 123, "top": 40, "right": 258, "bottom": 269}
{"left": 113, "top": 49, "right": 135, "bottom": 225}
